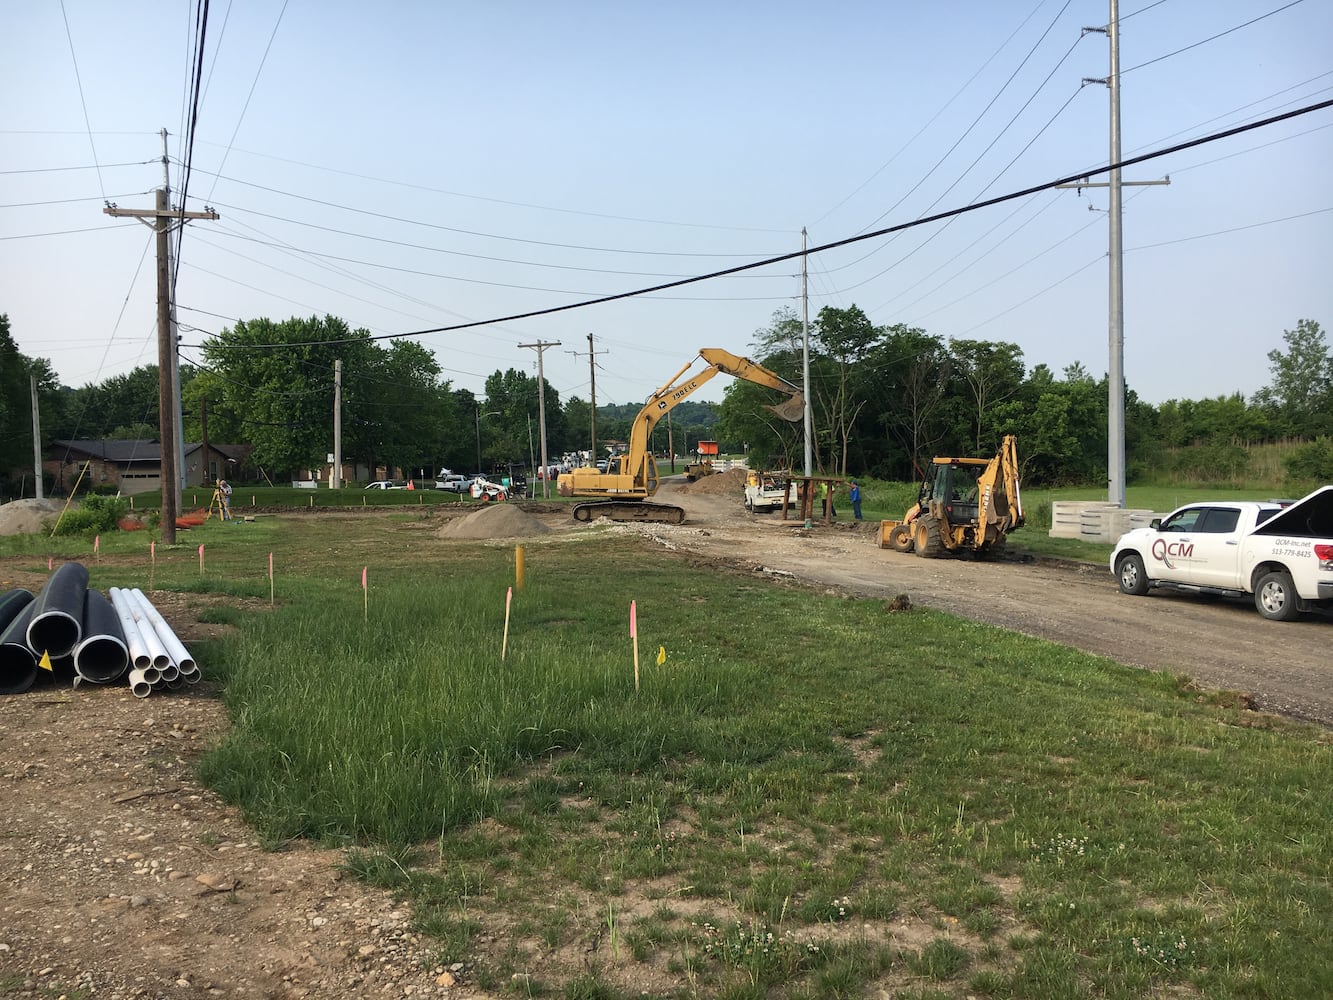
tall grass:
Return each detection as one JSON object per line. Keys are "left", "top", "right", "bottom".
{"left": 199, "top": 562, "right": 776, "bottom": 843}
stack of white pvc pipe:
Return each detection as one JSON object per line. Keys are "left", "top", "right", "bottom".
{"left": 107, "top": 588, "right": 201, "bottom": 698}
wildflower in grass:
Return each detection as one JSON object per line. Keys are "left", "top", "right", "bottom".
{"left": 1126, "top": 932, "right": 1192, "bottom": 969}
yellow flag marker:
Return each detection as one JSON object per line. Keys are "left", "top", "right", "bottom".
{"left": 38, "top": 650, "right": 53, "bottom": 673}
{"left": 656, "top": 645, "right": 667, "bottom": 666}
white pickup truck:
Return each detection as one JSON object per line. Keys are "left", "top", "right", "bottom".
{"left": 1110, "top": 485, "right": 1333, "bottom": 621}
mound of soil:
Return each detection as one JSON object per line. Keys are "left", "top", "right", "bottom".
{"left": 678, "top": 467, "right": 747, "bottom": 495}
{"left": 0, "top": 498, "right": 64, "bottom": 536}
{"left": 436, "top": 503, "right": 552, "bottom": 540}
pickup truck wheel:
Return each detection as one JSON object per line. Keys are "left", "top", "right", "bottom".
{"left": 744, "top": 497, "right": 753, "bottom": 512}
{"left": 1255, "top": 570, "right": 1300, "bottom": 621}
{"left": 1116, "top": 553, "right": 1150, "bottom": 596}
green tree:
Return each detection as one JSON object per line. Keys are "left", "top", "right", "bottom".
{"left": 201, "top": 315, "right": 378, "bottom": 476}
{"left": 815, "top": 305, "right": 875, "bottom": 475}
{"left": 483, "top": 368, "right": 565, "bottom": 469}
{"left": 867, "top": 324, "right": 952, "bottom": 479}
{"left": 1253, "top": 319, "right": 1332, "bottom": 437}
{"left": 0, "top": 314, "right": 62, "bottom": 492}
{"left": 948, "top": 339, "right": 1026, "bottom": 451}
{"left": 351, "top": 340, "right": 450, "bottom": 481}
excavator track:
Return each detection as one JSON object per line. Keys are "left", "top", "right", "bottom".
{"left": 571, "top": 501, "right": 686, "bottom": 525}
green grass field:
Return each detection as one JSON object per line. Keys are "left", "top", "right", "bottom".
{"left": 4, "top": 488, "right": 1329, "bottom": 997}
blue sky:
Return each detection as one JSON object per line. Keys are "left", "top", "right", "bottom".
{"left": 3, "top": 1, "right": 1330, "bottom": 415}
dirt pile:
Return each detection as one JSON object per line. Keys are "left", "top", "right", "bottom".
{"left": 679, "top": 467, "right": 747, "bottom": 496}
{"left": 0, "top": 498, "right": 64, "bottom": 536}
{"left": 437, "top": 503, "right": 552, "bottom": 540}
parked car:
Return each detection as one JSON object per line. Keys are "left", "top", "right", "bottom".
{"left": 435, "top": 474, "right": 468, "bottom": 492}
{"left": 364, "top": 480, "right": 403, "bottom": 490}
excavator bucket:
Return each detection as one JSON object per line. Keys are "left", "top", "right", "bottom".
{"left": 766, "top": 394, "right": 806, "bottom": 422}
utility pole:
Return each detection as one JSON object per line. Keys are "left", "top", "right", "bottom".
{"left": 332, "top": 360, "right": 343, "bottom": 488}
{"left": 105, "top": 175, "right": 218, "bottom": 545}
{"left": 800, "top": 227, "right": 812, "bottom": 480}
{"left": 1061, "top": 3, "right": 1169, "bottom": 507}
{"left": 518, "top": 339, "right": 561, "bottom": 498}
{"left": 200, "top": 396, "right": 209, "bottom": 482}
{"left": 567, "top": 333, "right": 608, "bottom": 464}
{"left": 801, "top": 227, "right": 813, "bottom": 529}
{"left": 30, "top": 375, "right": 43, "bottom": 500}
{"left": 161, "top": 129, "right": 187, "bottom": 508}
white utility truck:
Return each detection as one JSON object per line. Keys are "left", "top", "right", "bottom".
{"left": 1110, "top": 485, "right": 1333, "bottom": 621}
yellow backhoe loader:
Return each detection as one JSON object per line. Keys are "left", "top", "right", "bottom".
{"left": 557, "top": 349, "right": 804, "bottom": 524}
{"left": 879, "top": 435, "right": 1024, "bottom": 557}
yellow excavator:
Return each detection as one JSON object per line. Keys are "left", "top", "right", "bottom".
{"left": 879, "top": 434, "right": 1024, "bottom": 557}
{"left": 557, "top": 348, "right": 805, "bottom": 523}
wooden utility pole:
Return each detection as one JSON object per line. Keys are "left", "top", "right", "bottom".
{"left": 30, "top": 375, "right": 44, "bottom": 500}
{"left": 332, "top": 359, "right": 343, "bottom": 488}
{"left": 105, "top": 189, "right": 218, "bottom": 544}
{"left": 567, "top": 333, "right": 608, "bottom": 464}
{"left": 518, "top": 340, "right": 561, "bottom": 498}
{"left": 200, "top": 396, "right": 209, "bottom": 482}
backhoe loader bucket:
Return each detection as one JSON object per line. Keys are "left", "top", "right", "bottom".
{"left": 766, "top": 394, "right": 806, "bottom": 422}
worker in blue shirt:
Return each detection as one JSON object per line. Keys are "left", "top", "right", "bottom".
{"left": 849, "top": 479, "right": 862, "bottom": 520}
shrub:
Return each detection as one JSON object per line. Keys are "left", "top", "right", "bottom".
{"left": 1283, "top": 437, "right": 1333, "bottom": 488}
{"left": 48, "top": 494, "right": 130, "bottom": 537}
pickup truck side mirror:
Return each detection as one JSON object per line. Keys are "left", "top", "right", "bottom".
{"left": 1149, "top": 518, "right": 1161, "bottom": 529}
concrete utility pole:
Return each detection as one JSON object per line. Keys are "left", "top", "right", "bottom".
{"left": 30, "top": 375, "right": 44, "bottom": 499}
{"left": 1061, "top": 2, "right": 1169, "bottom": 507}
{"left": 518, "top": 340, "right": 561, "bottom": 498}
{"left": 801, "top": 228, "right": 814, "bottom": 529}
{"left": 105, "top": 182, "right": 218, "bottom": 544}
{"left": 332, "top": 359, "right": 343, "bottom": 488}
{"left": 800, "top": 228, "right": 813, "bottom": 480}
{"left": 567, "top": 333, "right": 609, "bottom": 464}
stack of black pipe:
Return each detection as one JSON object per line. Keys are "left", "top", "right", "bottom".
{"left": 0, "top": 563, "right": 130, "bottom": 695}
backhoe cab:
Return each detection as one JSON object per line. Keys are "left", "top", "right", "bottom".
{"left": 557, "top": 349, "right": 804, "bottom": 524}
{"left": 879, "top": 435, "right": 1024, "bottom": 557}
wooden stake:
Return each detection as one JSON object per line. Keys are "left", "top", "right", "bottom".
{"left": 502, "top": 586, "right": 513, "bottom": 660}
{"left": 630, "top": 600, "right": 639, "bottom": 692}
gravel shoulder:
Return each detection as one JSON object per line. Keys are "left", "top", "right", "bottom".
{"left": 2, "top": 484, "right": 1328, "bottom": 999}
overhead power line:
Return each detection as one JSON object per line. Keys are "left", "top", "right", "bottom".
{"left": 184, "top": 164, "right": 784, "bottom": 258}
{"left": 58, "top": 0, "right": 104, "bottom": 200}
{"left": 0, "top": 160, "right": 152, "bottom": 175}
{"left": 1122, "top": 0, "right": 1308, "bottom": 75}
{"left": 181, "top": 97, "right": 1333, "bottom": 351}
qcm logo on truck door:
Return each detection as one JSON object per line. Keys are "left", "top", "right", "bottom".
{"left": 1151, "top": 538, "right": 1194, "bottom": 569}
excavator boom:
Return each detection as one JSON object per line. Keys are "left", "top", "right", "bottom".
{"left": 557, "top": 349, "right": 804, "bottom": 523}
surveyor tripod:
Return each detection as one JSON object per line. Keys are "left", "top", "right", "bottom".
{"left": 207, "top": 488, "right": 231, "bottom": 521}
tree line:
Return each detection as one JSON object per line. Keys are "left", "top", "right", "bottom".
{"left": 2, "top": 310, "right": 1329, "bottom": 491}
{"left": 718, "top": 309, "right": 1331, "bottom": 486}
